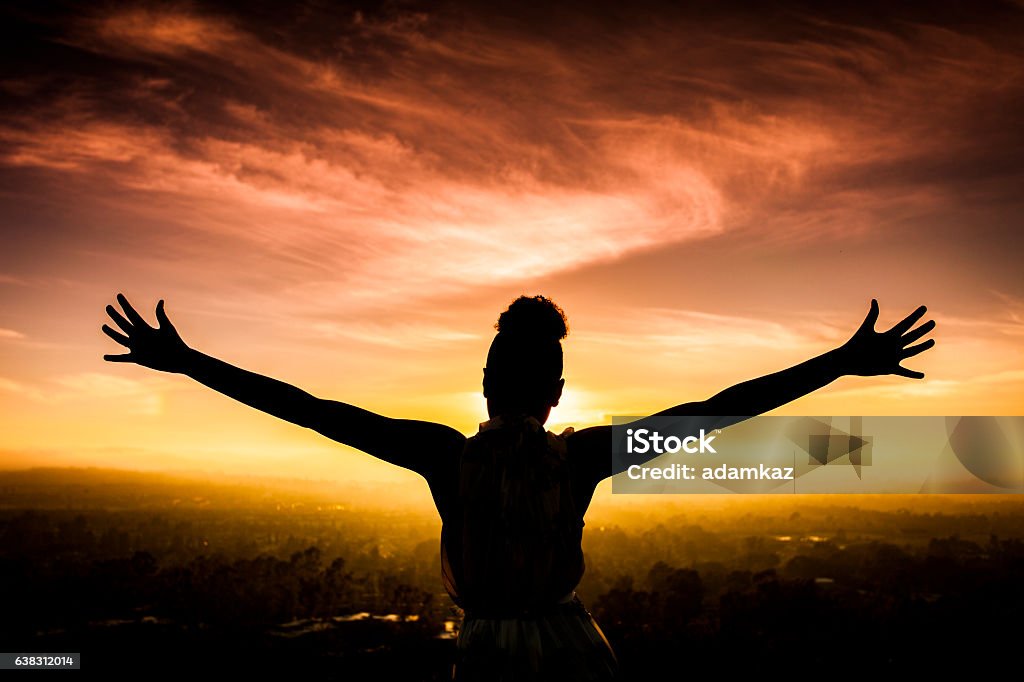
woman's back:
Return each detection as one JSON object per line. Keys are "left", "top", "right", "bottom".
{"left": 437, "top": 413, "right": 618, "bottom": 681}
{"left": 440, "top": 413, "right": 585, "bottom": 617}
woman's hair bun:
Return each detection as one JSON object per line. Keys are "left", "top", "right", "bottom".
{"left": 495, "top": 295, "right": 568, "bottom": 341}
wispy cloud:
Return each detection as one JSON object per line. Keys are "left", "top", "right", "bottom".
{"left": 5, "top": 4, "right": 1017, "bottom": 320}
{"left": 310, "top": 320, "right": 479, "bottom": 349}
{"left": 0, "top": 274, "right": 29, "bottom": 286}
{"left": 588, "top": 308, "right": 819, "bottom": 353}
{"left": 0, "top": 372, "right": 167, "bottom": 416}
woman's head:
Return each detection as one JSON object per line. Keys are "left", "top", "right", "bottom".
{"left": 484, "top": 295, "right": 568, "bottom": 422}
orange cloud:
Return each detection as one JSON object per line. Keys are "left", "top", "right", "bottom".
{"left": 0, "top": 2, "right": 1021, "bottom": 479}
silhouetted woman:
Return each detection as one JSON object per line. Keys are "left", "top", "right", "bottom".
{"left": 102, "top": 293, "right": 935, "bottom": 680}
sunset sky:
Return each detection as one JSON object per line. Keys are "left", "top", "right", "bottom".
{"left": 1, "top": 1, "right": 1022, "bottom": 495}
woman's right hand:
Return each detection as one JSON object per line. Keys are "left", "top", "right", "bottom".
{"left": 102, "top": 293, "right": 192, "bottom": 373}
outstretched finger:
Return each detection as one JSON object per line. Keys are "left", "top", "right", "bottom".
{"left": 901, "top": 319, "right": 935, "bottom": 345}
{"left": 893, "top": 365, "right": 925, "bottom": 379}
{"left": 104, "top": 353, "right": 136, "bottom": 363}
{"left": 859, "top": 299, "right": 879, "bottom": 331}
{"left": 155, "top": 299, "right": 173, "bottom": 329}
{"left": 102, "top": 324, "right": 131, "bottom": 347}
{"left": 117, "top": 293, "right": 150, "bottom": 328}
{"left": 888, "top": 305, "right": 927, "bottom": 336}
{"left": 900, "top": 338, "right": 935, "bottom": 359}
{"left": 106, "top": 304, "right": 134, "bottom": 334}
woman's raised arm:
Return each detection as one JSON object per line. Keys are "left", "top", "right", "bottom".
{"left": 102, "top": 294, "right": 464, "bottom": 478}
{"left": 569, "top": 299, "right": 936, "bottom": 486}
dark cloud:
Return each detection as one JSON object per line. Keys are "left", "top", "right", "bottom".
{"left": 0, "top": 0, "right": 1021, "bottom": 311}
